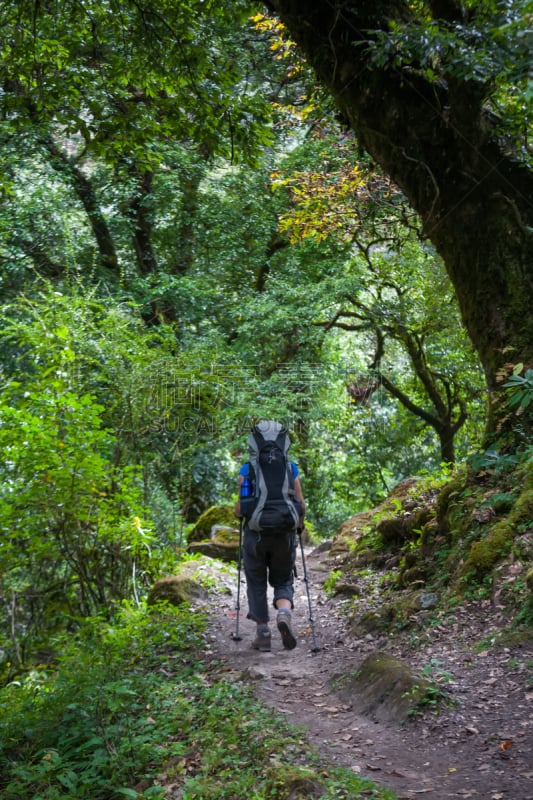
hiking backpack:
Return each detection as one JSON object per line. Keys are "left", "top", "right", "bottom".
{"left": 240, "top": 421, "right": 302, "bottom": 534}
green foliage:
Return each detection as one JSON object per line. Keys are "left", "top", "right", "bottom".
{"left": 0, "top": 0, "right": 519, "bottom": 686}
{"left": 323, "top": 569, "right": 343, "bottom": 597}
{"left": 1, "top": 285, "right": 239, "bottom": 522}
{"left": 0, "top": 0, "right": 273, "bottom": 167}
{"left": 270, "top": 127, "right": 485, "bottom": 468}
{"left": 503, "top": 366, "right": 533, "bottom": 411}
{"left": 0, "top": 375, "right": 154, "bottom": 671}
{"left": 367, "top": 0, "right": 533, "bottom": 166}
{"left": 467, "top": 447, "right": 526, "bottom": 474}
{"left": 0, "top": 2, "right": 282, "bottom": 296}
{"left": 0, "top": 4, "right": 530, "bottom": 793}
{"left": 0, "top": 604, "right": 395, "bottom": 800}
{"left": 0, "top": 605, "right": 204, "bottom": 799}
{"left": 0, "top": 286, "right": 244, "bottom": 670}
{"left": 404, "top": 678, "right": 452, "bottom": 717}
{"left": 426, "top": 451, "right": 533, "bottom": 617}
{"left": 466, "top": 520, "right": 516, "bottom": 574}
{"left": 515, "top": 599, "right": 533, "bottom": 629}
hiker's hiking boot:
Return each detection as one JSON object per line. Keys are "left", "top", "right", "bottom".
{"left": 252, "top": 629, "right": 272, "bottom": 652}
{"left": 277, "top": 610, "right": 297, "bottom": 650}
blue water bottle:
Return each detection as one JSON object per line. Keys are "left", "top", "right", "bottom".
{"left": 240, "top": 476, "right": 252, "bottom": 498}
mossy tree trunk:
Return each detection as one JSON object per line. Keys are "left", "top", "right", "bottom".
{"left": 264, "top": 0, "right": 533, "bottom": 444}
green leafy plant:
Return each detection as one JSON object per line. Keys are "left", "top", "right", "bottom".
{"left": 323, "top": 569, "right": 343, "bottom": 597}
{"left": 404, "top": 683, "right": 450, "bottom": 716}
{"left": 420, "top": 657, "right": 454, "bottom": 685}
{"left": 467, "top": 447, "right": 521, "bottom": 474}
{"left": 402, "top": 658, "right": 456, "bottom": 718}
{"left": 503, "top": 365, "right": 533, "bottom": 411}
{"left": 0, "top": 376, "right": 159, "bottom": 676}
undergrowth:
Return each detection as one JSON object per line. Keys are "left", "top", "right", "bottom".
{"left": 0, "top": 602, "right": 397, "bottom": 800}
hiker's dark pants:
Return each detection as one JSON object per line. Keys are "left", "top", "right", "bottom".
{"left": 243, "top": 527, "right": 297, "bottom": 623}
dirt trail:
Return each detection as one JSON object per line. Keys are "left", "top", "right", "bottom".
{"left": 207, "top": 544, "right": 533, "bottom": 800}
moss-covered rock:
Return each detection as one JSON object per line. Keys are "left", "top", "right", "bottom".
{"left": 466, "top": 520, "right": 516, "bottom": 574}
{"left": 147, "top": 573, "right": 209, "bottom": 606}
{"left": 211, "top": 525, "right": 240, "bottom": 544}
{"left": 330, "top": 580, "right": 360, "bottom": 598}
{"left": 398, "top": 564, "right": 427, "bottom": 586}
{"left": 375, "top": 515, "right": 406, "bottom": 544}
{"left": 513, "top": 483, "right": 533, "bottom": 525}
{"left": 460, "top": 470, "right": 533, "bottom": 580}
{"left": 264, "top": 766, "right": 325, "bottom": 799}
{"left": 435, "top": 469, "right": 468, "bottom": 519}
{"left": 147, "top": 556, "right": 233, "bottom": 606}
{"left": 333, "top": 459, "right": 531, "bottom": 620}
{"left": 188, "top": 505, "right": 238, "bottom": 543}
{"left": 187, "top": 531, "right": 240, "bottom": 563}
{"left": 334, "top": 651, "right": 436, "bottom": 723}
{"left": 419, "top": 519, "right": 442, "bottom": 555}
{"left": 331, "top": 477, "right": 440, "bottom": 564}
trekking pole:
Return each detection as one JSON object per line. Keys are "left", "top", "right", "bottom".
{"left": 297, "top": 529, "right": 321, "bottom": 653}
{"left": 232, "top": 517, "right": 243, "bottom": 642}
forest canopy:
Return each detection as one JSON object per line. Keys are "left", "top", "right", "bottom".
{"left": 0, "top": 0, "right": 531, "bottom": 681}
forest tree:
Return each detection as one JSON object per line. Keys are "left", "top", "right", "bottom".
{"left": 262, "top": 0, "right": 533, "bottom": 444}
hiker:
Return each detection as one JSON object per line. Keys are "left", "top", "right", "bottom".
{"left": 235, "top": 420, "right": 306, "bottom": 652}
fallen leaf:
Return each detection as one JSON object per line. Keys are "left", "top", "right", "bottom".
{"left": 500, "top": 740, "right": 513, "bottom": 751}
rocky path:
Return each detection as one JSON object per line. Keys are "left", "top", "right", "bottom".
{"left": 206, "top": 544, "right": 533, "bottom": 800}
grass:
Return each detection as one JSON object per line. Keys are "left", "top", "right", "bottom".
{"left": 0, "top": 602, "right": 397, "bottom": 800}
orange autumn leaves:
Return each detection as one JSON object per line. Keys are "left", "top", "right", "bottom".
{"left": 271, "top": 162, "right": 369, "bottom": 243}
